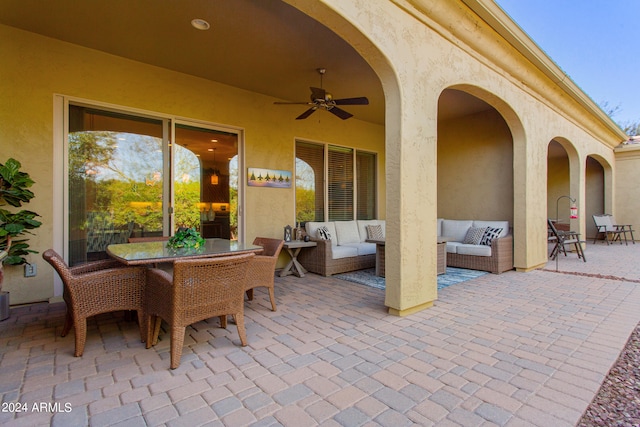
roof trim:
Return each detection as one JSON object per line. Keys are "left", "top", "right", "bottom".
{"left": 461, "top": 0, "right": 627, "bottom": 141}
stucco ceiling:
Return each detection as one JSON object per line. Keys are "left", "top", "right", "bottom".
{"left": 0, "top": 0, "right": 492, "bottom": 125}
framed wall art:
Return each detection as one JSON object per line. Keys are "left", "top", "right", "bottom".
{"left": 247, "top": 167, "right": 292, "bottom": 188}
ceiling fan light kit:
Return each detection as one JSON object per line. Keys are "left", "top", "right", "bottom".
{"left": 274, "top": 68, "right": 369, "bottom": 120}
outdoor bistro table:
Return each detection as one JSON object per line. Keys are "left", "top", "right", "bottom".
{"left": 107, "top": 238, "right": 264, "bottom": 266}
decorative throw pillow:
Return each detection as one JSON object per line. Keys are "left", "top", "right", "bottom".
{"left": 480, "top": 227, "right": 503, "bottom": 246}
{"left": 463, "top": 227, "right": 486, "bottom": 245}
{"left": 317, "top": 226, "right": 332, "bottom": 240}
{"left": 366, "top": 224, "right": 384, "bottom": 240}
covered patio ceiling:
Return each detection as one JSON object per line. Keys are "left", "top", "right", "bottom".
{"left": 1, "top": 0, "right": 492, "bottom": 126}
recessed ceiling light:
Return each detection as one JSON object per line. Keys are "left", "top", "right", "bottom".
{"left": 191, "top": 19, "right": 210, "bottom": 30}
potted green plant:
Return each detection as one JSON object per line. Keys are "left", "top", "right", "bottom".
{"left": 0, "top": 158, "right": 42, "bottom": 295}
{"left": 166, "top": 227, "right": 205, "bottom": 250}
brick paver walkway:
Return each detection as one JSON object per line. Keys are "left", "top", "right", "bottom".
{"left": 1, "top": 242, "right": 639, "bottom": 426}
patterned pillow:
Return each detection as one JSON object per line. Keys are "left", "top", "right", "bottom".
{"left": 463, "top": 227, "right": 486, "bottom": 245}
{"left": 317, "top": 226, "right": 332, "bottom": 240}
{"left": 480, "top": 227, "right": 503, "bottom": 246}
{"left": 366, "top": 224, "right": 384, "bottom": 240}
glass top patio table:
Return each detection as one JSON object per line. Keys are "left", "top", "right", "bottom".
{"left": 107, "top": 238, "right": 263, "bottom": 265}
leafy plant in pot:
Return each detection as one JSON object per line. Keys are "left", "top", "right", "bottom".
{"left": 0, "top": 158, "right": 42, "bottom": 292}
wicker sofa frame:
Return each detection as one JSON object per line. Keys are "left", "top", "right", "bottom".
{"left": 297, "top": 237, "right": 375, "bottom": 277}
{"left": 445, "top": 234, "right": 513, "bottom": 274}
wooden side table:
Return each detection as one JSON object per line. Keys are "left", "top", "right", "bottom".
{"left": 366, "top": 239, "right": 386, "bottom": 277}
{"left": 280, "top": 241, "right": 317, "bottom": 277}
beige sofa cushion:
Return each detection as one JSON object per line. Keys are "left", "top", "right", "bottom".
{"left": 456, "top": 244, "right": 492, "bottom": 257}
{"left": 334, "top": 220, "right": 361, "bottom": 245}
{"left": 441, "top": 220, "right": 473, "bottom": 242}
{"left": 341, "top": 242, "right": 376, "bottom": 256}
{"left": 331, "top": 245, "right": 359, "bottom": 259}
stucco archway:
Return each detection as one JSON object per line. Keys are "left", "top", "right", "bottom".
{"left": 585, "top": 154, "right": 613, "bottom": 239}
{"left": 438, "top": 85, "right": 528, "bottom": 268}
{"left": 437, "top": 88, "right": 514, "bottom": 224}
{"left": 547, "top": 138, "right": 582, "bottom": 237}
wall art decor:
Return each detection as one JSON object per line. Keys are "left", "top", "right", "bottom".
{"left": 247, "top": 168, "right": 292, "bottom": 188}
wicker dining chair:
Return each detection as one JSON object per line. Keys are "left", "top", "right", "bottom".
{"left": 245, "top": 237, "right": 284, "bottom": 311}
{"left": 42, "top": 249, "right": 147, "bottom": 357}
{"left": 145, "top": 253, "right": 255, "bottom": 369}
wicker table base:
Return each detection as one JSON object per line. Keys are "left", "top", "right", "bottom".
{"left": 437, "top": 242, "right": 446, "bottom": 275}
{"left": 368, "top": 240, "right": 446, "bottom": 277}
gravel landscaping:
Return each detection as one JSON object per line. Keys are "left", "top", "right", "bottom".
{"left": 578, "top": 322, "right": 640, "bottom": 426}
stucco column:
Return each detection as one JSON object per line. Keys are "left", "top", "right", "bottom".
{"left": 570, "top": 155, "right": 587, "bottom": 238}
{"left": 513, "top": 130, "right": 549, "bottom": 271}
{"left": 384, "top": 90, "right": 438, "bottom": 316}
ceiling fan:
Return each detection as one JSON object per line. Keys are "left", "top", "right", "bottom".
{"left": 274, "top": 68, "right": 369, "bottom": 120}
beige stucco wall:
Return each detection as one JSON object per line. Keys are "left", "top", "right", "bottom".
{"left": 438, "top": 109, "right": 514, "bottom": 224}
{"left": 0, "top": 24, "right": 385, "bottom": 304}
{"left": 292, "top": 0, "right": 623, "bottom": 313}
{"left": 1, "top": 0, "right": 627, "bottom": 313}
{"left": 615, "top": 145, "right": 640, "bottom": 228}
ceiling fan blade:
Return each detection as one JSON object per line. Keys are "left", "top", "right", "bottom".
{"left": 328, "top": 107, "right": 353, "bottom": 120}
{"left": 333, "top": 96, "right": 369, "bottom": 106}
{"left": 296, "top": 108, "right": 317, "bottom": 120}
{"left": 310, "top": 87, "right": 326, "bottom": 101}
{"left": 274, "top": 101, "right": 313, "bottom": 105}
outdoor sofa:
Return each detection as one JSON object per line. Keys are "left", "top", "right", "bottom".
{"left": 298, "top": 218, "right": 513, "bottom": 276}
{"left": 438, "top": 218, "right": 513, "bottom": 274}
{"left": 297, "top": 220, "right": 383, "bottom": 276}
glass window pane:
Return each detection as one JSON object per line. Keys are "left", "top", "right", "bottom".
{"left": 296, "top": 141, "right": 324, "bottom": 222}
{"left": 357, "top": 151, "right": 376, "bottom": 220}
{"left": 174, "top": 124, "right": 237, "bottom": 240}
{"left": 68, "top": 105, "right": 164, "bottom": 266}
{"left": 328, "top": 145, "right": 354, "bottom": 221}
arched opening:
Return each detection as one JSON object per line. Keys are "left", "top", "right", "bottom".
{"left": 585, "top": 155, "right": 611, "bottom": 240}
{"left": 437, "top": 88, "right": 514, "bottom": 224}
{"left": 547, "top": 138, "right": 579, "bottom": 233}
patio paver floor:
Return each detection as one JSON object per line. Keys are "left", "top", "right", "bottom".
{"left": 1, "top": 242, "right": 639, "bottom": 426}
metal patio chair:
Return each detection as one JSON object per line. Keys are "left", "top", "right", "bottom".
{"left": 592, "top": 214, "right": 630, "bottom": 245}
{"left": 547, "top": 219, "right": 586, "bottom": 262}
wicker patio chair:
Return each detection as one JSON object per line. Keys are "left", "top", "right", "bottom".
{"left": 245, "top": 237, "right": 284, "bottom": 311}
{"left": 42, "top": 249, "right": 147, "bottom": 357}
{"left": 145, "top": 253, "right": 255, "bottom": 369}
{"left": 547, "top": 219, "right": 586, "bottom": 262}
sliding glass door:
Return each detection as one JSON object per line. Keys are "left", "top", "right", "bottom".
{"left": 66, "top": 104, "right": 241, "bottom": 266}
{"left": 68, "top": 105, "right": 167, "bottom": 265}
{"left": 173, "top": 123, "right": 239, "bottom": 240}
